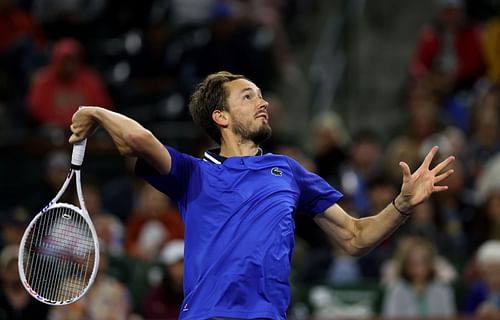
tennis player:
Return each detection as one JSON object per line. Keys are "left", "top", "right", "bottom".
{"left": 69, "top": 71, "right": 455, "bottom": 319}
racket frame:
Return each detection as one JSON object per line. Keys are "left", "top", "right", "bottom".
{"left": 18, "top": 139, "right": 100, "bottom": 305}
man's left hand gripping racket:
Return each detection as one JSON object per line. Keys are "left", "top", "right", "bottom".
{"left": 18, "top": 139, "right": 100, "bottom": 305}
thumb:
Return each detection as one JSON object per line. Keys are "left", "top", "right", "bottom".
{"left": 68, "top": 133, "right": 82, "bottom": 144}
{"left": 399, "top": 161, "right": 412, "bottom": 181}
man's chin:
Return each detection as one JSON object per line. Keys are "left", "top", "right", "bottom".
{"left": 252, "top": 125, "right": 272, "bottom": 145}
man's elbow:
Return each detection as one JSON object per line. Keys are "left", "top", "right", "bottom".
{"left": 345, "top": 241, "right": 371, "bottom": 257}
{"left": 123, "top": 129, "right": 154, "bottom": 156}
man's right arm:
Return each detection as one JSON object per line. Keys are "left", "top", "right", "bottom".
{"left": 68, "top": 106, "right": 171, "bottom": 175}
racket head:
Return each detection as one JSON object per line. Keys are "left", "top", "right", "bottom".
{"left": 18, "top": 202, "right": 100, "bottom": 305}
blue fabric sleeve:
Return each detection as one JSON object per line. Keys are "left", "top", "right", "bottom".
{"left": 134, "top": 146, "right": 196, "bottom": 203}
{"left": 462, "top": 281, "right": 488, "bottom": 314}
{"left": 287, "top": 157, "right": 343, "bottom": 216}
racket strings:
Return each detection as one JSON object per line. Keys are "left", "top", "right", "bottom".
{"left": 22, "top": 206, "right": 95, "bottom": 302}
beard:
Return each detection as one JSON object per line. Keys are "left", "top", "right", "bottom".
{"left": 232, "top": 118, "right": 272, "bottom": 145}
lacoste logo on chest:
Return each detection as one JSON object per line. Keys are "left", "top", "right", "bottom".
{"left": 271, "top": 167, "right": 283, "bottom": 176}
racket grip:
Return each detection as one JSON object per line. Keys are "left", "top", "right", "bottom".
{"left": 71, "top": 139, "right": 87, "bottom": 167}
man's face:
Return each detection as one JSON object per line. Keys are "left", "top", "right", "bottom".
{"left": 59, "top": 55, "right": 78, "bottom": 80}
{"left": 223, "top": 79, "right": 272, "bottom": 144}
{"left": 481, "top": 262, "right": 500, "bottom": 292}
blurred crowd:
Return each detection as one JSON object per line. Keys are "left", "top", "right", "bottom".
{"left": 0, "top": 0, "right": 309, "bottom": 145}
{"left": 289, "top": 0, "right": 500, "bottom": 318}
{"left": 0, "top": 0, "right": 500, "bottom": 319}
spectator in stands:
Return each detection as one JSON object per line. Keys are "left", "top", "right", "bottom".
{"left": 463, "top": 240, "right": 500, "bottom": 317}
{"left": 29, "top": 150, "right": 72, "bottom": 211}
{"left": 0, "top": 207, "right": 29, "bottom": 249}
{"left": 417, "top": 132, "right": 473, "bottom": 257}
{"left": 399, "top": 197, "right": 466, "bottom": 261}
{"left": 469, "top": 154, "right": 500, "bottom": 250}
{"left": 339, "top": 129, "right": 383, "bottom": 217}
{"left": 386, "top": 94, "right": 441, "bottom": 182}
{"left": 409, "top": 0, "right": 484, "bottom": 93}
{"left": 381, "top": 233, "right": 457, "bottom": 287}
{"left": 463, "top": 86, "right": 500, "bottom": 183}
{"left": 125, "top": 182, "right": 184, "bottom": 263}
{"left": 0, "top": 245, "right": 49, "bottom": 320}
{"left": 432, "top": 159, "right": 475, "bottom": 257}
{"left": 366, "top": 175, "right": 399, "bottom": 215}
{"left": 382, "top": 236, "right": 456, "bottom": 318}
{"left": 0, "top": 0, "right": 46, "bottom": 100}
{"left": 77, "top": 181, "right": 124, "bottom": 257}
{"left": 27, "top": 37, "right": 112, "bottom": 129}
{"left": 311, "top": 111, "right": 349, "bottom": 188}
{"left": 143, "top": 240, "right": 184, "bottom": 320}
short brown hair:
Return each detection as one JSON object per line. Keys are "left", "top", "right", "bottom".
{"left": 396, "top": 237, "right": 437, "bottom": 283}
{"left": 189, "top": 71, "right": 246, "bottom": 144}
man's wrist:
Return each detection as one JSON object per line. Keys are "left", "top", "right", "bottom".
{"left": 393, "top": 195, "right": 412, "bottom": 217}
{"left": 87, "top": 106, "right": 100, "bottom": 119}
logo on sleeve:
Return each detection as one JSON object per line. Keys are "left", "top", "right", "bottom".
{"left": 271, "top": 167, "right": 283, "bottom": 176}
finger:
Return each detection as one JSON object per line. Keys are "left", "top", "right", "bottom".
{"left": 68, "top": 134, "right": 79, "bottom": 144}
{"left": 433, "top": 185, "right": 449, "bottom": 193}
{"left": 72, "top": 110, "right": 80, "bottom": 122}
{"left": 435, "top": 169, "right": 454, "bottom": 184}
{"left": 399, "top": 161, "right": 412, "bottom": 180}
{"left": 422, "top": 146, "right": 439, "bottom": 169}
{"left": 431, "top": 155, "right": 455, "bottom": 174}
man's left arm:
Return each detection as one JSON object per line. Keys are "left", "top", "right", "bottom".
{"left": 314, "top": 146, "right": 455, "bottom": 256}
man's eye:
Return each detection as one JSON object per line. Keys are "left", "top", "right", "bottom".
{"left": 244, "top": 95, "right": 251, "bottom": 100}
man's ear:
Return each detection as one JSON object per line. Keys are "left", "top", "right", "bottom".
{"left": 212, "top": 109, "right": 229, "bottom": 128}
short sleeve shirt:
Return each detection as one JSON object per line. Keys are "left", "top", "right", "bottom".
{"left": 136, "top": 147, "right": 343, "bottom": 319}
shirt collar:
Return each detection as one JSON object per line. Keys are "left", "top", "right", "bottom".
{"left": 203, "top": 148, "right": 263, "bottom": 164}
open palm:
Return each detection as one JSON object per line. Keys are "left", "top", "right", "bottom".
{"left": 398, "top": 146, "right": 455, "bottom": 209}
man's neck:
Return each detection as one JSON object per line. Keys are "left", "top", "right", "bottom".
{"left": 219, "top": 139, "right": 259, "bottom": 157}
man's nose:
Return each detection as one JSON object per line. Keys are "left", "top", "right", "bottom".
{"left": 258, "top": 98, "right": 269, "bottom": 109}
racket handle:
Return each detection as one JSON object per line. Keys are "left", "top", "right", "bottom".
{"left": 71, "top": 139, "right": 87, "bottom": 168}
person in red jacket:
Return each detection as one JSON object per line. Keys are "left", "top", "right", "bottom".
{"left": 27, "top": 37, "right": 112, "bottom": 128}
{"left": 409, "top": 0, "right": 484, "bottom": 92}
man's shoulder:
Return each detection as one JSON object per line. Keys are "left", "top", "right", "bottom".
{"left": 252, "top": 153, "right": 296, "bottom": 168}
{"left": 168, "top": 146, "right": 203, "bottom": 163}
{"left": 261, "top": 152, "right": 293, "bottom": 161}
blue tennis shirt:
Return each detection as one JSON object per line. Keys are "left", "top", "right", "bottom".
{"left": 136, "top": 146, "right": 343, "bottom": 319}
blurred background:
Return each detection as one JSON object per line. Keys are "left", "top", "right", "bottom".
{"left": 1, "top": 0, "right": 500, "bottom": 319}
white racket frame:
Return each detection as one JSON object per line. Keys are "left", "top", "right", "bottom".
{"left": 18, "top": 139, "right": 100, "bottom": 305}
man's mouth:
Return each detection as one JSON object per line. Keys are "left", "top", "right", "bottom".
{"left": 256, "top": 113, "right": 268, "bottom": 120}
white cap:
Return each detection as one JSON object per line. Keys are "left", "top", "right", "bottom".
{"left": 475, "top": 154, "right": 500, "bottom": 205}
{"left": 477, "top": 240, "right": 500, "bottom": 265}
{"left": 159, "top": 240, "right": 184, "bottom": 266}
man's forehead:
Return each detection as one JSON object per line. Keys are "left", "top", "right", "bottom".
{"left": 225, "top": 78, "right": 260, "bottom": 94}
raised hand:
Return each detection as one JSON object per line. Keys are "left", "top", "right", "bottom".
{"left": 396, "top": 146, "right": 455, "bottom": 213}
{"left": 69, "top": 107, "right": 99, "bottom": 144}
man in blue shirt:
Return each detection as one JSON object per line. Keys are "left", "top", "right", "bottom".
{"left": 69, "top": 71, "right": 455, "bottom": 319}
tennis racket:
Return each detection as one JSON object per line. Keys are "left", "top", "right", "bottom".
{"left": 18, "top": 139, "right": 100, "bottom": 305}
